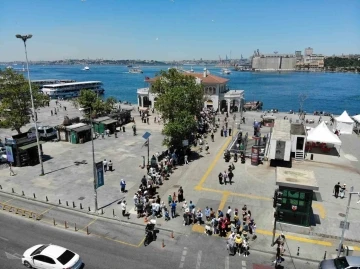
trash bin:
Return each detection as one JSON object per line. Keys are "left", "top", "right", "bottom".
{"left": 345, "top": 246, "right": 354, "bottom": 256}
{"left": 310, "top": 154, "right": 314, "bottom": 160}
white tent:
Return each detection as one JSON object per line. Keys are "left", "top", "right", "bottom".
{"left": 353, "top": 115, "right": 360, "bottom": 123}
{"left": 335, "top": 111, "right": 354, "bottom": 134}
{"left": 307, "top": 121, "right": 342, "bottom": 146}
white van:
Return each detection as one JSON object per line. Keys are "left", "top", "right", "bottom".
{"left": 28, "top": 126, "right": 57, "bottom": 140}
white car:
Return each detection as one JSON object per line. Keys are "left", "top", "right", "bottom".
{"left": 22, "top": 244, "right": 82, "bottom": 269}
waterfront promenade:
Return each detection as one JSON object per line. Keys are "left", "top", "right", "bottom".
{"left": 1, "top": 100, "right": 360, "bottom": 264}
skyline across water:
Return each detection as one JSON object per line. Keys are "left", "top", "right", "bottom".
{"left": 3, "top": 65, "right": 360, "bottom": 116}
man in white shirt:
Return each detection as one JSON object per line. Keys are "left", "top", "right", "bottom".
{"left": 226, "top": 206, "right": 232, "bottom": 222}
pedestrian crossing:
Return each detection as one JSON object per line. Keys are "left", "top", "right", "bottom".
{"left": 176, "top": 249, "right": 269, "bottom": 269}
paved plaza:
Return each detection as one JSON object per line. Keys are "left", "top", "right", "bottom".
{"left": 1, "top": 101, "right": 360, "bottom": 261}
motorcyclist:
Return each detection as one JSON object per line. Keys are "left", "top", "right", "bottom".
{"left": 145, "top": 219, "right": 156, "bottom": 240}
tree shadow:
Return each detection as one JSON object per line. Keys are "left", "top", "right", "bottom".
{"left": 99, "top": 198, "right": 125, "bottom": 209}
{"left": 44, "top": 160, "right": 88, "bottom": 175}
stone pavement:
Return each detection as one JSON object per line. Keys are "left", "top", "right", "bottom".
{"left": 1, "top": 104, "right": 360, "bottom": 261}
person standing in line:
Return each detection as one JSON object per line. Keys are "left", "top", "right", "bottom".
{"left": 184, "top": 154, "right": 189, "bottom": 165}
{"left": 9, "top": 163, "right": 16, "bottom": 176}
{"left": 211, "top": 132, "right": 214, "bottom": 142}
{"left": 333, "top": 182, "right": 341, "bottom": 198}
{"left": 228, "top": 127, "right": 232, "bottom": 136}
{"left": 108, "top": 160, "right": 113, "bottom": 172}
{"left": 121, "top": 200, "right": 127, "bottom": 217}
{"left": 103, "top": 159, "right": 107, "bottom": 172}
{"left": 178, "top": 186, "right": 184, "bottom": 202}
{"left": 120, "top": 179, "right": 126, "bottom": 193}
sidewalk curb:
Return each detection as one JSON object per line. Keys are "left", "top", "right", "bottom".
{"left": 0, "top": 190, "right": 175, "bottom": 234}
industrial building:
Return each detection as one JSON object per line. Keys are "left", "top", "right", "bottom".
{"left": 251, "top": 49, "right": 296, "bottom": 71}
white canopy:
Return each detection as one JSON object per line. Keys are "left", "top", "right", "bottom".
{"left": 307, "top": 121, "right": 342, "bottom": 146}
{"left": 335, "top": 111, "right": 354, "bottom": 123}
{"left": 335, "top": 111, "right": 354, "bottom": 134}
{"left": 353, "top": 115, "right": 360, "bottom": 122}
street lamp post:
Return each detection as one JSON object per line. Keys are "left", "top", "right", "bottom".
{"left": 16, "top": 34, "right": 44, "bottom": 176}
{"left": 337, "top": 188, "right": 360, "bottom": 257}
{"left": 80, "top": 107, "right": 98, "bottom": 212}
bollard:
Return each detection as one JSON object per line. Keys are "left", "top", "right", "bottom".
{"left": 80, "top": 203, "right": 83, "bottom": 210}
{"left": 101, "top": 208, "right": 104, "bottom": 215}
{"left": 59, "top": 199, "right": 61, "bottom": 205}
{"left": 12, "top": 188, "right": 15, "bottom": 193}
{"left": 88, "top": 206, "right": 91, "bottom": 212}
{"left": 53, "top": 218, "right": 56, "bottom": 226}
{"left": 75, "top": 223, "right": 77, "bottom": 231}
{"left": 22, "top": 191, "right": 25, "bottom": 196}
{"left": 113, "top": 209, "right": 116, "bottom": 217}
{"left": 33, "top": 193, "right": 36, "bottom": 199}
{"left": 46, "top": 196, "right": 49, "bottom": 202}
{"left": 170, "top": 231, "right": 174, "bottom": 239}
{"left": 65, "top": 221, "right": 68, "bottom": 229}
{"left": 297, "top": 247, "right": 300, "bottom": 256}
{"left": 162, "top": 239, "right": 165, "bottom": 248}
{"left": 86, "top": 226, "right": 89, "bottom": 235}
{"left": 323, "top": 251, "right": 327, "bottom": 260}
{"left": 0, "top": 185, "right": 2, "bottom": 189}
{"left": 66, "top": 201, "right": 69, "bottom": 206}
{"left": 73, "top": 201, "right": 75, "bottom": 208}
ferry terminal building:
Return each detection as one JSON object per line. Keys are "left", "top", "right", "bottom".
{"left": 137, "top": 68, "right": 244, "bottom": 112}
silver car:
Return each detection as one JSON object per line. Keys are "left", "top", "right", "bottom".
{"left": 319, "top": 256, "right": 360, "bottom": 269}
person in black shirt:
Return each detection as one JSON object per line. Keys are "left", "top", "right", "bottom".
{"left": 333, "top": 182, "right": 341, "bottom": 198}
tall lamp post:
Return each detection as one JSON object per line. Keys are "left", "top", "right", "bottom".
{"left": 16, "top": 34, "right": 44, "bottom": 176}
{"left": 79, "top": 107, "right": 98, "bottom": 212}
{"left": 337, "top": 187, "right": 359, "bottom": 257}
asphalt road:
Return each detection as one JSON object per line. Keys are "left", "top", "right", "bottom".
{"left": 0, "top": 210, "right": 320, "bottom": 269}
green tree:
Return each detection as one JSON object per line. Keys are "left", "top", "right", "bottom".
{"left": 151, "top": 69, "right": 204, "bottom": 147}
{"left": 0, "top": 69, "right": 49, "bottom": 133}
{"left": 71, "top": 89, "right": 117, "bottom": 118}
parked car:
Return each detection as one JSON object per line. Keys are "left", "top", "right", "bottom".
{"left": 319, "top": 256, "right": 360, "bottom": 269}
{"left": 22, "top": 244, "right": 82, "bottom": 269}
{"left": 0, "top": 147, "right": 7, "bottom": 163}
{"left": 28, "top": 126, "right": 57, "bottom": 140}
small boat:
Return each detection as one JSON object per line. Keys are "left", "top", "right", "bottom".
{"left": 127, "top": 65, "right": 133, "bottom": 68}
{"left": 6, "top": 66, "right": 13, "bottom": 69}
{"left": 222, "top": 68, "right": 231, "bottom": 75}
{"left": 189, "top": 66, "right": 194, "bottom": 73}
{"left": 83, "top": 66, "right": 90, "bottom": 71}
{"left": 129, "top": 67, "right": 143, "bottom": 74}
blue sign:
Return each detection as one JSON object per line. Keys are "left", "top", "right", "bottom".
{"left": 142, "top": 132, "right": 151, "bottom": 140}
{"left": 5, "top": 146, "right": 14, "bottom": 163}
{"left": 95, "top": 161, "right": 104, "bottom": 189}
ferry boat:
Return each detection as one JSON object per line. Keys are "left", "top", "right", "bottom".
{"left": 32, "top": 79, "right": 76, "bottom": 89}
{"left": 41, "top": 81, "right": 104, "bottom": 99}
{"left": 83, "top": 66, "right": 90, "bottom": 71}
{"left": 129, "top": 67, "right": 143, "bottom": 74}
{"left": 222, "top": 68, "right": 231, "bottom": 75}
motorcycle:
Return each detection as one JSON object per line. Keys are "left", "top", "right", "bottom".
{"left": 144, "top": 220, "right": 156, "bottom": 246}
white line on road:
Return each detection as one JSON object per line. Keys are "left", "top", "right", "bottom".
{"left": 181, "top": 256, "right": 185, "bottom": 262}
{"left": 242, "top": 260, "right": 246, "bottom": 266}
{"left": 5, "top": 252, "right": 21, "bottom": 260}
{"left": 179, "top": 263, "right": 184, "bottom": 268}
{"left": 182, "top": 250, "right": 187, "bottom": 256}
{"left": 225, "top": 256, "right": 229, "bottom": 269}
{"left": 0, "top": 236, "right": 8, "bottom": 241}
{"left": 196, "top": 250, "right": 202, "bottom": 269}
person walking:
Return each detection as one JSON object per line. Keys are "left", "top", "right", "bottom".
{"left": 120, "top": 179, "right": 126, "bottom": 193}
{"left": 218, "top": 172, "right": 223, "bottom": 184}
{"left": 103, "top": 159, "right": 108, "bottom": 172}
{"left": 333, "top": 182, "right": 341, "bottom": 198}
{"left": 211, "top": 132, "right": 214, "bottom": 142}
{"left": 171, "top": 200, "right": 177, "bottom": 218}
{"left": 121, "top": 200, "right": 127, "bottom": 217}
{"left": 178, "top": 186, "right": 184, "bottom": 202}
{"left": 108, "top": 160, "right": 113, "bottom": 172}
{"left": 9, "top": 163, "right": 16, "bottom": 176}
{"left": 205, "top": 143, "right": 210, "bottom": 154}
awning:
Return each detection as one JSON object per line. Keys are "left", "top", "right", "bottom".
{"left": 206, "top": 100, "right": 213, "bottom": 104}
{"left": 18, "top": 141, "right": 46, "bottom": 150}
{"left": 101, "top": 119, "right": 117, "bottom": 125}
{"left": 72, "top": 126, "right": 91, "bottom": 133}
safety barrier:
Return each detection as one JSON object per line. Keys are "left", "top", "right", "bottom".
{"left": 0, "top": 202, "right": 41, "bottom": 220}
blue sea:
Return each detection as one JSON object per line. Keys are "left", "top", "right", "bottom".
{"left": 5, "top": 65, "right": 360, "bottom": 115}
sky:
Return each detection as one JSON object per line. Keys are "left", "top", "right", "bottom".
{"left": 1, "top": 0, "right": 359, "bottom": 61}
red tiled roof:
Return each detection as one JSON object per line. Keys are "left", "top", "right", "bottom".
{"left": 145, "top": 72, "right": 229, "bottom": 84}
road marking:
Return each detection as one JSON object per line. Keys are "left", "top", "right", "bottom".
{"left": 3, "top": 198, "right": 15, "bottom": 204}
{"left": 182, "top": 250, "right": 187, "bottom": 256}
{"left": 179, "top": 247, "right": 188, "bottom": 268}
{"left": 181, "top": 256, "right": 185, "bottom": 262}
{"left": 196, "top": 250, "right": 202, "bottom": 269}
{"left": 195, "top": 136, "right": 232, "bottom": 190}
{"left": 0, "top": 236, "right": 8, "bottom": 241}
{"left": 39, "top": 205, "right": 55, "bottom": 216}
{"left": 179, "top": 263, "right": 184, "bottom": 268}
{"left": 79, "top": 217, "right": 98, "bottom": 232}
{"left": 5, "top": 252, "right": 21, "bottom": 259}
{"left": 218, "top": 191, "right": 230, "bottom": 211}
{"left": 225, "top": 256, "right": 229, "bottom": 269}
{"left": 313, "top": 203, "right": 326, "bottom": 219}
{"left": 242, "top": 261, "right": 246, "bottom": 266}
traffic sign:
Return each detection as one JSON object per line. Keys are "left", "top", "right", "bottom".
{"left": 95, "top": 161, "right": 104, "bottom": 189}
{"left": 142, "top": 132, "right": 151, "bottom": 140}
